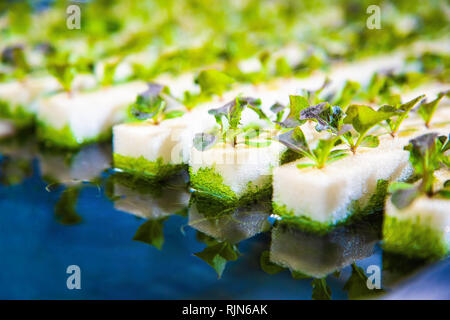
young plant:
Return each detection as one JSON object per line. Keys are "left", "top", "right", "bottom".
{"left": 193, "top": 96, "right": 270, "bottom": 150}
{"left": 128, "top": 83, "right": 184, "bottom": 124}
{"left": 389, "top": 133, "right": 450, "bottom": 209}
{"left": 342, "top": 104, "right": 400, "bottom": 153}
{"left": 46, "top": 51, "right": 92, "bottom": 94}
{"left": 99, "top": 57, "right": 122, "bottom": 86}
{"left": 182, "top": 69, "right": 236, "bottom": 109}
{"left": 417, "top": 90, "right": 449, "bottom": 128}
{"left": 379, "top": 94, "right": 424, "bottom": 137}
{"left": 273, "top": 126, "right": 347, "bottom": 169}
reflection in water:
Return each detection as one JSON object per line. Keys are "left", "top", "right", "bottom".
{"left": 107, "top": 172, "right": 190, "bottom": 249}
{"left": 39, "top": 144, "right": 112, "bottom": 185}
{"left": 38, "top": 143, "right": 112, "bottom": 225}
{"left": 269, "top": 214, "right": 382, "bottom": 278}
{"left": 0, "top": 135, "right": 36, "bottom": 186}
{"left": 0, "top": 133, "right": 446, "bottom": 299}
{"left": 265, "top": 214, "right": 386, "bottom": 299}
{"left": 189, "top": 193, "right": 271, "bottom": 278}
{"left": 110, "top": 172, "right": 190, "bottom": 219}
{"left": 189, "top": 194, "right": 271, "bottom": 244}
{"left": 54, "top": 187, "right": 82, "bottom": 225}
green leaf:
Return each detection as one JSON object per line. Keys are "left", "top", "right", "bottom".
{"left": 164, "top": 110, "right": 185, "bottom": 119}
{"left": 344, "top": 104, "right": 399, "bottom": 135}
{"left": 276, "top": 95, "right": 309, "bottom": 128}
{"left": 404, "top": 133, "right": 446, "bottom": 196}
{"left": 311, "top": 278, "right": 332, "bottom": 300}
{"left": 273, "top": 127, "right": 312, "bottom": 160}
{"left": 296, "top": 162, "right": 316, "bottom": 169}
{"left": 100, "top": 58, "right": 122, "bottom": 86}
{"left": 133, "top": 218, "right": 167, "bottom": 250}
{"left": 196, "top": 69, "right": 235, "bottom": 96}
{"left": 47, "top": 56, "right": 77, "bottom": 92}
{"left": 366, "top": 73, "right": 387, "bottom": 102}
{"left": 344, "top": 104, "right": 399, "bottom": 152}
{"left": 260, "top": 251, "right": 285, "bottom": 275}
{"left": 128, "top": 83, "right": 173, "bottom": 123}
{"left": 313, "top": 137, "right": 342, "bottom": 168}
{"left": 194, "top": 242, "right": 240, "bottom": 278}
{"left": 229, "top": 98, "right": 246, "bottom": 130}
{"left": 417, "top": 92, "right": 446, "bottom": 127}
{"left": 208, "top": 97, "right": 263, "bottom": 140}
{"left": 437, "top": 189, "right": 450, "bottom": 199}
{"left": 359, "top": 135, "right": 379, "bottom": 148}
{"left": 386, "top": 95, "right": 425, "bottom": 135}
{"left": 325, "top": 149, "right": 349, "bottom": 164}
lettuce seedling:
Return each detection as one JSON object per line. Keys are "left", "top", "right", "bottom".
{"left": 46, "top": 51, "right": 93, "bottom": 94}
{"left": 194, "top": 97, "right": 269, "bottom": 150}
{"left": 273, "top": 127, "right": 347, "bottom": 169}
{"left": 342, "top": 104, "right": 400, "bottom": 153}
{"left": 99, "top": 57, "right": 122, "bottom": 86}
{"left": 128, "top": 83, "right": 184, "bottom": 124}
{"left": 379, "top": 94, "right": 424, "bottom": 136}
{"left": 417, "top": 90, "right": 448, "bottom": 128}
{"left": 390, "top": 133, "right": 450, "bottom": 209}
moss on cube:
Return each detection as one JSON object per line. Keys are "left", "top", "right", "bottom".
{"left": 113, "top": 153, "right": 187, "bottom": 181}
{"left": 273, "top": 179, "right": 389, "bottom": 234}
{"left": 382, "top": 215, "right": 448, "bottom": 260}
{"left": 37, "top": 120, "right": 111, "bottom": 149}
{"left": 189, "top": 166, "right": 273, "bottom": 206}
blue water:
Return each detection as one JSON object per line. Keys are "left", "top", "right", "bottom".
{"left": 0, "top": 143, "right": 435, "bottom": 299}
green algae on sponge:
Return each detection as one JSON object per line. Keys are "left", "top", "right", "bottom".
{"left": 0, "top": 100, "right": 35, "bottom": 128}
{"left": 37, "top": 120, "right": 111, "bottom": 149}
{"left": 114, "top": 153, "right": 187, "bottom": 181}
{"left": 383, "top": 214, "right": 448, "bottom": 261}
{"left": 189, "top": 165, "right": 272, "bottom": 206}
{"left": 273, "top": 179, "right": 389, "bottom": 234}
